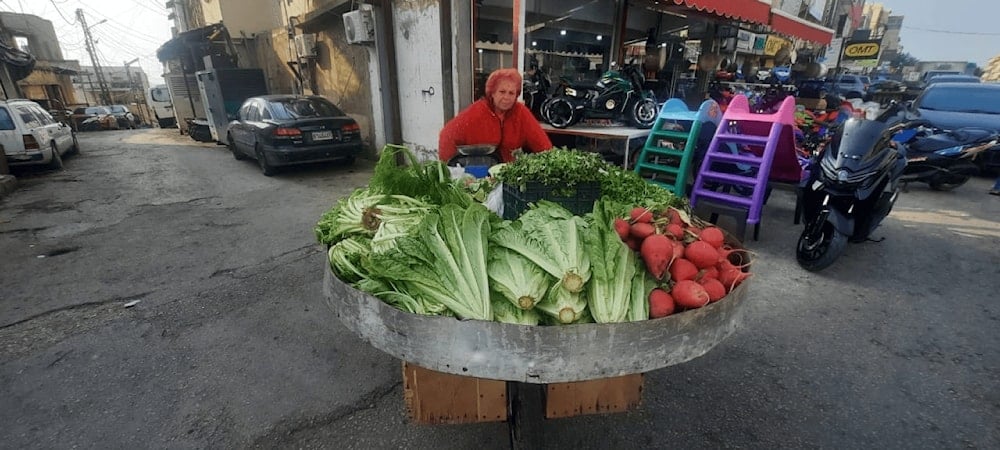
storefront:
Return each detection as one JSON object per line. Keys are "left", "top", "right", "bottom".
{"left": 459, "top": 0, "right": 833, "bottom": 162}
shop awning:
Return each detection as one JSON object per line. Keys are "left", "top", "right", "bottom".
{"left": 768, "top": 9, "right": 834, "bottom": 45}
{"left": 670, "top": 0, "right": 772, "bottom": 26}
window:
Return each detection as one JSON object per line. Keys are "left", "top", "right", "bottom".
{"left": 14, "top": 36, "right": 31, "bottom": 55}
{"left": 15, "top": 106, "right": 41, "bottom": 128}
{"left": 150, "top": 87, "right": 171, "bottom": 102}
{"left": 269, "top": 97, "right": 344, "bottom": 120}
{"left": 0, "top": 108, "right": 15, "bottom": 130}
{"left": 918, "top": 86, "right": 1000, "bottom": 114}
{"left": 30, "top": 106, "right": 54, "bottom": 125}
{"left": 246, "top": 103, "right": 261, "bottom": 121}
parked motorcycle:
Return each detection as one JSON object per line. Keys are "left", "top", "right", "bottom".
{"left": 522, "top": 66, "right": 551, "bottom": 120}
{"left": 796, "top": 104, "right": 913, "bottom": 272}
{"left": 541, "top": 64, "right": 658, "bottom": 129}
{"left": 892, "top": 126, "right": 999, "bottom": 191}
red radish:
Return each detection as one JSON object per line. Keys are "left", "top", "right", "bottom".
{"left": 699, "top": 226, "right": 725, "bottom": 249}
{"left": 626, "top": 237, "right": 641, "bottom": 252}
{"left": 640, "top": 234, "right": 673, "bottom": 280}
{"left": 665, "top": 207, "right": 684, "bottom": 226}
{"left": 648, "top": 288, "right": 675, "bottom": 318}
{"left": 699, "top": 266, "right": 720, "bottom": 282}
{"left": 701, "top": 278, "right": 726, "bottom": 303}
{"left": 614, "top": 218, "right": 631, "bottom": 241}
{"left": 685, "top": 240, "right": 719, "bottom": 269}
{"left": 630, "top": 207, "right": 653, "bottom": 223}
{"left": 669, "top": 239, "right": 686, "bottom": 262}
{"left": 671, "top": 280, "right": 710, "bottom": 309}
{"left": 669, "top": 258, "right": 698, "bottom": 282}
{"left": 666, "top": 223, "right": 684, "bottom": 239}
{"left": 630, "top": 222, "right": 656, "bottom": 240}
{"left": 719, "top": 268, "right": 751, "bottom": 292}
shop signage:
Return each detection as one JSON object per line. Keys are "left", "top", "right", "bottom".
{"left": 842, "top": 39, "right": 882, "bottom": 60}
{"left": 764, "top": 35, "right": 791, "bottom": 56}
{"left": 753, "top": 36, "right": 767, "bottom": 54}
{"left": 737, "top": 30, "right": 755, "bottom": 52}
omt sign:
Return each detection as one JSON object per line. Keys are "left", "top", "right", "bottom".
{"left": 843, "top": 40, "right": 882, "bottom": 60}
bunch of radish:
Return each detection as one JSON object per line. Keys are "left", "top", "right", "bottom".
{"left": 614, "top": 206, "right": 751, "bottom": 319}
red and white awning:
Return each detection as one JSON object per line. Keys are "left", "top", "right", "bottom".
{"left": 768, "top": 9, "right": 834, "bottom": 45}
{"left": 670, "top": 0, "right": 772, "bottom": 26}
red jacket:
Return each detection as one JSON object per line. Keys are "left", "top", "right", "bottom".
{"left": 438, "top": 99, "right": 553, "bottom": 163}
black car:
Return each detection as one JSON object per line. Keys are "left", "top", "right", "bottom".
{"left": 909, "top": 83, "right": 1000, "bottom": 171}
{"left": 106, "top": 105, "right": 138, "bottom": 129}
{"left": 226, "top": 95, "right": 363, "bottom": 175}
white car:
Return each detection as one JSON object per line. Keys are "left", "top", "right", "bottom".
{"left": 1, "top": 99, "right": 78, "bottom": 170}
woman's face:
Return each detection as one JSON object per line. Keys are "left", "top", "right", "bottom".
{"left": 491, "top": 80, "right": 519, "bottom": 113}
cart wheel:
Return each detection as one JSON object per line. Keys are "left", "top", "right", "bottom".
{"left": 507, "top": 382, "right": 545, "bottom": 449}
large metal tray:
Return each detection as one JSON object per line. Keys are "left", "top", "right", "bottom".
{"left": 322, "top": 263, "right": 751, "bottom": 384}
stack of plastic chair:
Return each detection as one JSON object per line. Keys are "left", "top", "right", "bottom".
{"left": 633, "top": 99, "right": 721, "bottom": 196}
{"left": 689, "top": 94, "right": 803, "bottom": 241}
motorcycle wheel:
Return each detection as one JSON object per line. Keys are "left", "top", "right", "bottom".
{"left": 629, "top": 98, "right": 658, "bottom": 128}
{"left": 544, "top": 97, "right": 578, "bottom": 129}
{"left": 928, "top": 174, "right": 969, "bottom": 191}
{"left": 796, "top": 218, "right": 848, "bottom": 272}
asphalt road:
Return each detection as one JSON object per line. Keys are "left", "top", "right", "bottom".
{"left": 1, "top": 128, "right": 998, "bottom": 449}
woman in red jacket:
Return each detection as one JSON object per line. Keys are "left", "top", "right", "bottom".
{"left": 439, "top": 68, "right": 553, "bottom": 163}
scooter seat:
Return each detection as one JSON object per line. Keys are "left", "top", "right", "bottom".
{"left": 910, "top": 127, "right": 996, "bottom": 153}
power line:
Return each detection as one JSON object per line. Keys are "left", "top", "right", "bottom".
{"left": 48, "top": 0, "right": 76, "bottom": 25}
{"left": 903, "top": 25, "right": 1000, "bottom": 36}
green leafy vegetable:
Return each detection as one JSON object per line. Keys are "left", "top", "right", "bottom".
{"left": 370, "top": 144, "right": 472, "bottom": 207}
{"left": 364, "top": 203, "right": 495, "bottom": 320}
{"left": 492, "top": 296, "right": 542, "bottom": 325}
{"left": 488, "top": 246, "right": 552, "bottom": 310}
{"left": 492, "top": 201, "right": 591, "bottom": 293}
{"left": 495, "top": 147, "right": 606, "bottom": 197}
{"left": 583, "top": 199, "right": 639, "bottom": 323}
{"left": 534, "top": 282, "right": 588, "bottom": 324}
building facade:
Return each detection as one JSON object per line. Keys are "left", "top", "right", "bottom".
{"left": 72, "top": 65, "right": 150, "bottom": 106}
{"left": 0, "top": 12, "right": 80, "bottom": 109}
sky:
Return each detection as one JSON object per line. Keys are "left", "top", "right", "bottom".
{"left": 855, "top": 0, "right": 998, "bottom": 66}
{"left": 0, "top": 0, "right": 174, "bottom": 86}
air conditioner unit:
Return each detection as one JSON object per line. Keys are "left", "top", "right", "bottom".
{"left": 343, "top": 6, "right": 375, "bottom": 44}
{"left": 294, "top": 33, "right": 317, "bottom": 58}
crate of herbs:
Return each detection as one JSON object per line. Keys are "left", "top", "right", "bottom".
{"left": 495, "top": 148, "right": 682, "bottom": 220}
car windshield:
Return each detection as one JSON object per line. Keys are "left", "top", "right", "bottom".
{"left": 918, "top": 86, "right": 1000, "bottom": 114}
{"left": 0, "top": 107, "right": 14, "bottom": 130}
{"left": 150, "top": 88, "right": 171, "bottom": 102}
{"left": 268, "top": 97, "right": 344, "bottom": 119}
{"left": 107, "top": 106, "right": 127, "bottom": 113}
{"left": 81, "top": 107, "right": 108, "bottom": 114}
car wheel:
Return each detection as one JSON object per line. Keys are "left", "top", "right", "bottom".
{"left": 47, "top": 141, "right": 64, "bottom": 170}
{"left": 255, "top": 144, "right": 276, "bottom": 176}
{"left": 228, "top": 134, "right": 245, "bottom": 160}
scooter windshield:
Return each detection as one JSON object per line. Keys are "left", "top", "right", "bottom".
{"left": 829, "top": 117, "right": 892, "bottom": 163}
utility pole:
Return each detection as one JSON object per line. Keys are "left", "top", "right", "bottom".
{"left": 77, "top": 8, "right": 112, "bottom": 105}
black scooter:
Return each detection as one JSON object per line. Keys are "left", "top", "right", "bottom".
{"left": 795, "top": 105, "right": 913, "bottom": 272}
{"left": 893, "top": 126, "right": 999, "bottom": 191}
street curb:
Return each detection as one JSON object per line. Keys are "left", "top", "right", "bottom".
{"left": 0, "top": 174, "right": 17, "bottom": 200}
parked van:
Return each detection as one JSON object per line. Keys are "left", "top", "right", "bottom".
{"left": 0, "top": 99, "right": 78, "bottom": 170}
{"left": 148, "top": 84, "right": 176, "bottom": 128}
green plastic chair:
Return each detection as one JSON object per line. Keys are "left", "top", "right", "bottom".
{"left": 633, "top": 99, "right": 722, "bottom": 196}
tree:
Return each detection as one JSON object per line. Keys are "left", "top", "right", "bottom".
{"left": 889, "top": 51, "right": 920, "bottom": 70}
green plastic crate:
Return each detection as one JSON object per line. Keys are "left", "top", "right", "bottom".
{"left": 501, "top": 181, "right": 601, "bottom": 220}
